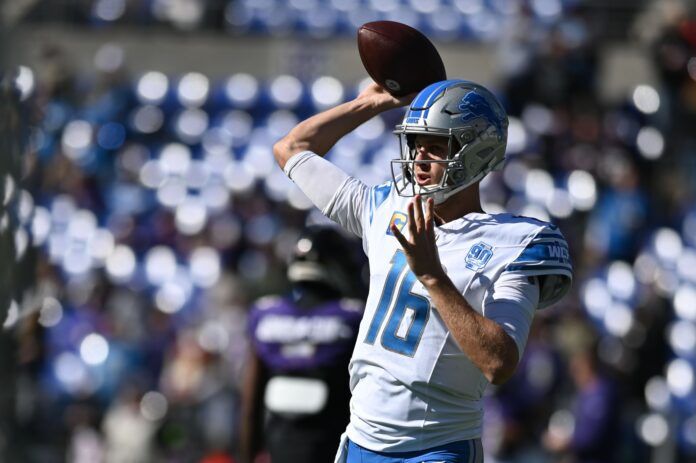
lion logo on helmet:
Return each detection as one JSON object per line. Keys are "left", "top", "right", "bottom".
{"left": 457, "top": 91, "right": 506, "bottom": 140}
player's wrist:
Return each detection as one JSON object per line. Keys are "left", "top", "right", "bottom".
{"left": 376, "top": 92, "right": 411, "bottom": 110}
{"left": 355, "top": 87, "right": 404, "bottom": 112}
{"left": 419, "top": 269, "right": 450, "bottom": 291}
{"left": 349, "top": 94, "right": 388, "bottom": 117}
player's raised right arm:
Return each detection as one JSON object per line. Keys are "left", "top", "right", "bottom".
{"left": 273, "top": 83, "right": 413, "bottom": 169}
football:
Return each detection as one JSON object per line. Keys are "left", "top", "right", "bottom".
{"left": 357, "top": 20, "right": 447, "bottom": 97}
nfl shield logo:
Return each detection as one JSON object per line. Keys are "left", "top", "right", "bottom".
{"left": 465, "top": 242, "right": 493, "bottom": 271}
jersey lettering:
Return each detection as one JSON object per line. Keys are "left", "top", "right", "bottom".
{"left": 549, "top": 245, "right": 569, "bottom": 260}
{"left": 256, "top": 315, "right": 355, "bottom": 343}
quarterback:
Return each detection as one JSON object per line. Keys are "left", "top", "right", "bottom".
{"left": 273, "top": 79, "right": 572, "bottom": 462}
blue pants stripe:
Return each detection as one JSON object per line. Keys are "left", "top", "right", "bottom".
{"left": 346, "top": 438, "right": 483, "bottom": 463}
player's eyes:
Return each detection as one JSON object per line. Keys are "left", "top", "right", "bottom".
{"left": 429, "top": 146, "right": 446, "bottom": 157}
{"left": 414, "top": 140, "right": 448, "bottom": 160}
{"left": 416, "top": 143, "right": 444, "bottom": 154}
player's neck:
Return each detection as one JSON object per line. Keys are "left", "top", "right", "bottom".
{"left": 434, "top": 184, "right": 484, "bottom": 224}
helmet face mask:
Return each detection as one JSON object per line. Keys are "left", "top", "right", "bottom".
{"left": 391, "top": 79, "right": 508, "bottom": 204}
{"left": 391, "top": 134, "right": 454, "bottom": 197}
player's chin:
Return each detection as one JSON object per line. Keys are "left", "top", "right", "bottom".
{"left": 415, "top": 175, "right": 432, "bottom": 187}
{"left": 417, "top": 180, "right": 442, "bottom": 190}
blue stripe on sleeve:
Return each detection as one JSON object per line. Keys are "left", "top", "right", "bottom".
{"left": 536, "top": 232, "right": 564, "bottom": 239}
{"left": 512, "top": 241, "right": 570, "bottom": 265}
{"left": 506, "top": 264, "right": 572, "bottom": 272}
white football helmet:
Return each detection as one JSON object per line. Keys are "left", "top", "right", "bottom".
{"left": 391, "top": 79, "right": 509, "bottom": 204}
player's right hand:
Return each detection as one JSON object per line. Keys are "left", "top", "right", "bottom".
{"left": 357, "top": 82, "right": 416, "bottom": 110}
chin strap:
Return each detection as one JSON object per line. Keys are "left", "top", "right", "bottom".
{"left": 427, "top": 151, "right": 506, "bottom": 205}
{"left": 430, "top": 176, "right": 476, "bottom": 205}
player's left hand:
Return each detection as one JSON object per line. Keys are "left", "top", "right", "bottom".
{"left": 390, "top": 195, "right": 446, "bottom": 286}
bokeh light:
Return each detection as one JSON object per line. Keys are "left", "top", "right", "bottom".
{"left": 190, "top": 247, "right": 221, "bottom": 288}
{"left": 177, "top": 72, "right": 210, "bottom": 107}
{"left": 637, "top": 413, "right": 670, "bottom": 447}
{"left": 105, "top": 245, "right": 136, "bottom": 283}
{"left": 666, "top": 359, "right": 694, "bottom": 398}
{"left": 80, "top": 333, "right": 110, "bottom": 366}
{"left": 269, "top": 75, "right": 303, "bottom": 109}
{"left": 38, "top": 297, "right": 63, "bottom": 328}
{"left": 636, "top": 126, "right": 664, "bottom": 160}
{"left": 140, "top": 391, "right": 168, "bottom": 421}
{"left": 644, "top": 376, "right": 671, "bottom": 412}
{"left": 15, "top": 66, "right": 35, "bottom": 101}
{"left": 197, "top": 321, "right": 230, "bottom": 353}
{"left": 632, "top": 85, "right": 660, "bottom": 114}
{"left": 225, "top": 73, "right": 259, "bottom": 108}
{"left": 137, "top": 71, "right": 169, "bottom": 104}
{"left": 311, "top": 76, "right": 345, "bottom": 109}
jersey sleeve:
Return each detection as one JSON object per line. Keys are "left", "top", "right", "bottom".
{"left": 482, "top": 272, "right": 539, "bottom": 358}
{"left": 284, "top": 150, "right": 392, "bottom": 240}
{"left": 284, "top": 150, "right": 367, "bottom": 237}
{"left": 504, "top": 224, "right": 573, "bottom": 309}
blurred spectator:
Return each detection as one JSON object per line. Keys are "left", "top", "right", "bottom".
{"left": 585, "top": 152, "right": 648, "bottom": 262}
{"left": 66, "top": 402, "right": 104, "bottom": 463}
{"left": 102, "top": 385, "right": 158, "bottom": 463}
{"left": 19, "top": 0, "right": 581, "bottom": 42}
{"left": 486, "top": 316, "right": 564, "bottom": 462}
{"left": 239, "top": 226, "right": 365, "bottom": 463}
{"left": 501, "top": 8, "right": 598, "bottom": 115}
{"left": 543, "top": 324, "right": 621, "bottom": 463}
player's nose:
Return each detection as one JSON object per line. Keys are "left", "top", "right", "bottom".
{"left": 414, "top": 150, "right": 430, "bottom": 170}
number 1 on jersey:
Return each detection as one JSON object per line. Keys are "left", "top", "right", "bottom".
{"left": 364, "top": 250, "right": 430, "bottom": 357}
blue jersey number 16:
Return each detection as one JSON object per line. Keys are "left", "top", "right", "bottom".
{"left": 364, "top": 250, "right": 430, "bottom": 357}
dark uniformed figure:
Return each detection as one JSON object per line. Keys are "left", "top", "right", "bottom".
{"left": 239, "top": 227, "right": 366, "bottom": 463}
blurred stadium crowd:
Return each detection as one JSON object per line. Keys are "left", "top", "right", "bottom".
{"left": 26, "top": 0, "right": 585, "bottom": 41}
{"left": 3, "top": 0, "right": 696, "bottom": 462}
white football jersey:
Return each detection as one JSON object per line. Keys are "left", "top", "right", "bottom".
{"left": 322, "top": 178, "right": 573, "bottom": 452}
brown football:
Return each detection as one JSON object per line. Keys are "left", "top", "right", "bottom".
{"left": 357, "top": 20, "right": 447, "bottom": 97}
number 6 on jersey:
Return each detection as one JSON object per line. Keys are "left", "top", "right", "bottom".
{"left": 364, "top": 250, "right": 431, "bottom": 357}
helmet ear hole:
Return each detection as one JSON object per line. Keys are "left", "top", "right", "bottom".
{"left": 476, "top": 147, "right": 493, "bottom": 160}
{"left": 450, "top": 169, "right": 465, "bottom": 183}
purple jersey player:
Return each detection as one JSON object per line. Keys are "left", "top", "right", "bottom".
{"left": 239, "top": 227, "right": 365, "bottom": 463}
